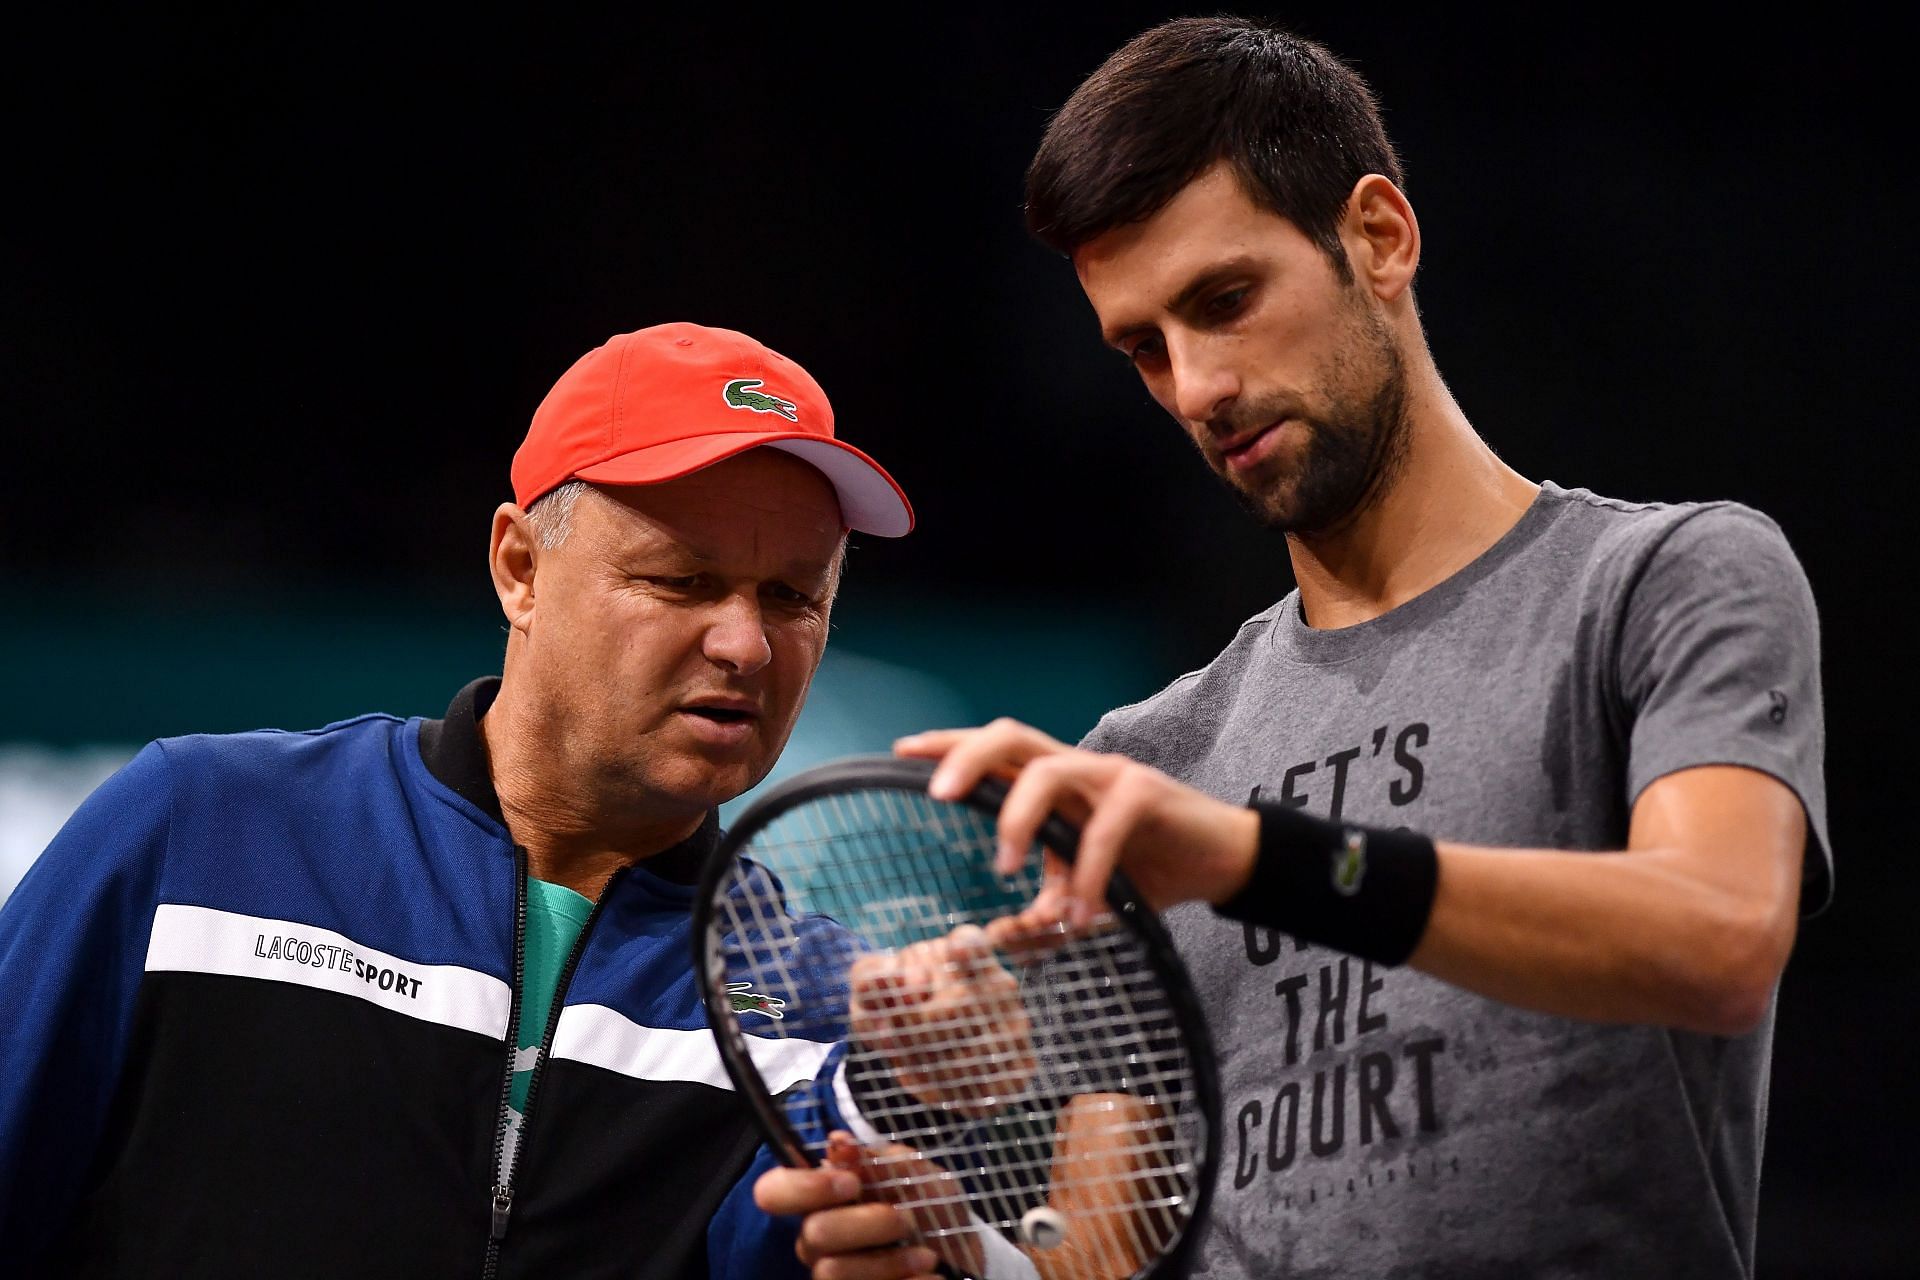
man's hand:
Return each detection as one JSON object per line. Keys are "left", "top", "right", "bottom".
{"left": 850, "top": 924, "right": 1034, "bottom": 1117}
{"left": 754, "top": 1106, "right": 1191, "bottom": 1280}
{"left": 754, "top": 1131, "right": 981, "bottom": 1280}
{"left": 895, "top": 720, "right": 1259, "bottom": 926}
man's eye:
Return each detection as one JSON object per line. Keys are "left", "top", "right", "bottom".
{"left": 1207, "top": 287, "right": 1248, "bottom": 317}
{"left": 766, "top": 583, "right": 813, "bottom": 607}
{"left": 1127, "top": 337, "right": 1166, "bottom": 366}
{"left": 647, "top": 575, "right": 702, "bottom": 590}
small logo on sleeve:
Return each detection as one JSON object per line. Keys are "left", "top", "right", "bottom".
{"left": 723, "top": 378, "right": 799, "bottom": 422}
{"left": 725, "top": 980, "right": 787, "bottom": 1020}
{"left": 1768, "top": 691, "right": 1789, "bottom": 724}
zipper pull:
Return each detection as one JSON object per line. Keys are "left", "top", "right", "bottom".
{"left": 490, "top": 1184, "right": 514, "bottom": 1241}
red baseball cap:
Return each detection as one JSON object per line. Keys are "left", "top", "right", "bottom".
{"left": 511, "top": 323, "right": 914, "bottom": 537}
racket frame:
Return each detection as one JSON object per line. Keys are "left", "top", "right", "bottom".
{"left": 692, "top": 753, "right": 1221, "bottom": 1273}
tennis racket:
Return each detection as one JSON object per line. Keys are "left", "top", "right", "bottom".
{"left": 694, "top": 755, "right": 1218, "bottom": 1280}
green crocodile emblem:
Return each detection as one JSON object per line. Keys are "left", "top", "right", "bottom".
{"left": 725, "top": 980, "right": 786, "bottom": 1020}
{"left": 1332, "top": 831, "right": 1366, "bottom": 897}
{"left": 723, "top": 378, "right": 799, "bottom": 422}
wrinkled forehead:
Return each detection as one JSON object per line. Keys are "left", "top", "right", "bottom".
{"left": 590, "top": 455, "right": 846, "bottom": 565}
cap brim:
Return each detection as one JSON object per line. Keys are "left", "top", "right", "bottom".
{"left": 571, "top": 432, "right": 914, "bottom": 537}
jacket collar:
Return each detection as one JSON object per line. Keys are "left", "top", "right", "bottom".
{"left": 417, "top": 677, "right": 716, "bottom": 885}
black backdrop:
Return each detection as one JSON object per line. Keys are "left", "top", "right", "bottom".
{"left": 6, "top": 8, "right": 1912, "bottom": 1273}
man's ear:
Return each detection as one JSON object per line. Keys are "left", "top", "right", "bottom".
{"left": 1341, "top": 174, "right": 1420, "bottom": 304}
{"left": 490, "top": 503, "right": 539, "bottom": 635}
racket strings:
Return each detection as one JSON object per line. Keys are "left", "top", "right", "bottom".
{"left": 708, "top": 786, "right": 1203, "bottom": 1273}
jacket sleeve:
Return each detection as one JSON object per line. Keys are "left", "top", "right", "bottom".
{"left": 0, "top": 742, "right": 172, "bottom": 1259}
{"left": 703, "top": 1041, "right": 850, "bottom": 1280}
{"left": 705, "top": 1142, "right": 808, "bottom": 1280}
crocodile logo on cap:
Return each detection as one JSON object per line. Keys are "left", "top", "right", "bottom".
{"left": 723, "top": 379, "right": 799, "bottom": 423}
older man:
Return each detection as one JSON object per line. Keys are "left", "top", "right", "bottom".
{"left": 0, "top": 322, "right": 912, "bottom": 1278}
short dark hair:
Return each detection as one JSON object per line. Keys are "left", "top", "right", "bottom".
{"left": 1025, "top": 17, "right": 1402, "bottom": 275}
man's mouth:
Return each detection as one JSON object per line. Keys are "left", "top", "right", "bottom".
{"left": 681, "top": 702, "right": 760, "bottom": 725}
{"left": 677, "top": 699, "right": 763, "bottom": 748}
{"left": 1218, "top": 419, "right": 1289, "bottom": 471}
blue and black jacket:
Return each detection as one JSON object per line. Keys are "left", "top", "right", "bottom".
{"left": 0, "top": 678, "right": 851, "bottom": 1278}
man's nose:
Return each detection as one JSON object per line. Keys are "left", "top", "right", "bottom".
{"left": 1167, "top": 333, "right": 1240, "bottom": 426}
{"left": 703, "top": 592, "right": 773, "bottom": 675}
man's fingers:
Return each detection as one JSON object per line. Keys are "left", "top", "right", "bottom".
{"left": 996, "top": 832, "right": 1077, "bottom": 880}
{"left": 847, "top": 956, "right": 891, "bottom": 998}
{"left": 891, "top": 728, "right": 972, "bottom": 759}
{"left": 921, "top": 718, "right": 1066, "bottom": 801}
{"left": 945, "top": 924, "right": 990, "bottom": 977}
{"left": 852, "top": 966, "right": 922, "bottom": 1006}
{"left": 984, "top": 910, "right": 1051, "bottom": 954}
{"left": 754, "top": 1165, "right": 862, "bottom": 1216}
{"left": 824, "top": 1129, "right": 872, "bottom": 1176}
{"left": 797, "top": 1200, "right": 916, "bottom": 1257}
{"left": 1035, "top": 873, "right": 1074, "bottom": 918}
{"left": 1072, "top": 769, "right": 1156, "bottom": 922}
{"left": 986, "top": 886, "right": 1078, "bottom": 957}
{"left": 933, "top": 926, "right": 1021, "bottom": 1007}
{"left": 993, "top": 751, "right": 1109, "bottom": 877}
{"left": 812, "top": 1245, "right": 942, "bottom": 1280}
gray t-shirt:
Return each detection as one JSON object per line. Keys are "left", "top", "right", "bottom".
{"left": 1082, "top": 483, "right": 1828, "bottom": 1280}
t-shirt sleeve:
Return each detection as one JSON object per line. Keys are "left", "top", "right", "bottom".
{"left": 1615, "top": 504, "right": 1830, "bottom": 912}
{"left": 1078, "top": 717, "right": 1121, "bottom": 753}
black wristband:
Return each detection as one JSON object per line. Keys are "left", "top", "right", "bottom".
{"left": 1215, "top": 803, "right": 1439, "bottom": 966}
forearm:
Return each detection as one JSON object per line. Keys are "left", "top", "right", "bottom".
{"left": 1218, "top": 767, "right": 1806, "bottom": 1036}
{"left": 1411, "top": 840, "right": 1799, "bottom": 1035}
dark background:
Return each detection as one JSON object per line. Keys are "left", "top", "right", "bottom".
{"left": 4, "top": 8, "right": 1911, "bottom": 1272}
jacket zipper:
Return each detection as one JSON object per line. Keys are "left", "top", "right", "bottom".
{"left": 481, "top": 848, "right": 529, "bottom": 1280}
{"left": 480, "top": 854, "right": 621, "bottom": 1278}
